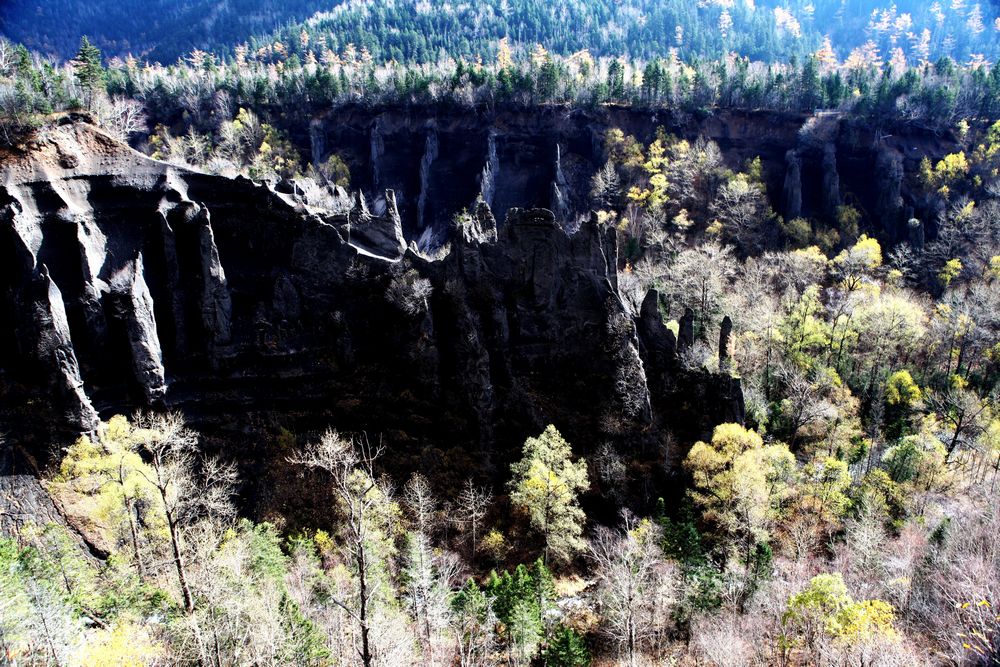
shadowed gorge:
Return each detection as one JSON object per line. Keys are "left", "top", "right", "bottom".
{"left": 0, "top": 120, "right": 743, "bottom": 482}
{"left": 299, "top": 105, "right": 961, "bottom": 249}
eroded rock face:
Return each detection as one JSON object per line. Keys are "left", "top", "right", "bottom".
{"left": 875, "top": 148, "right": 905, "bottom": 241}
{"left": 108, "top": 253, "right": 166, "bottom": 404}
{"left": 1, "top": 121, "right": 743, "bottom": 473}
{"left": 2, "top": 197, "right": 99, "bottom": 435}
{"left": 783, "top": 149, "right": 803, "bottom": 221}
{"left": 304, "top": 106, "right": 961, "bottom": 237}
{"left": 0, "top": 442, "right": 102, "bottom": 558}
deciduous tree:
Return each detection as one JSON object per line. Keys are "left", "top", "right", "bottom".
{"left": 509, "top": 425, "right": 589, "bottom": 565}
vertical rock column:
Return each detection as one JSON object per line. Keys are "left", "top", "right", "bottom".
{"left": 416, "top": 128, "right": 439, "bottom": 230}
{"left": 719, "top": 315, "right": 733, "bottom": 373}
{"left": 550, "top": 144, "right": 570, "bottom": 222}
{"left": 110, "top": 254, "right": 167, "bottom": 404}
{"left": 195, "top": 205, "right": 232, "bottom": 351}
{"left": 875, "top": 149, "right": 904, "bottom": 242}
{"left": 783, "top": 149, "right": 803, "bottom": 221}
{"left": 5, "top": 203, "right": 98, "bottom": 433}
{"left": 678, "top": 308, "right": 695, "bottom": 354}
{"left": 479, "top": 129, "right": 499, "bottom": 207}
{"left": 821, "top": 143, "right": 841, "bottom": 218}
{"left": 33, "top": 265, "right": 99, "bottom": 431}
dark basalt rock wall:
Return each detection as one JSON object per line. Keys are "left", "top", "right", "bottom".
{"left": 1, "top": 122, "right": 742, "bottom": 487}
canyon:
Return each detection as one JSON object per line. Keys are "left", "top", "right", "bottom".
{"left": 0, "top": 106, "right": 959, "bottom": 517}
{"left": 1, "top": 117, "right": 744, "bottom": 488}
{"left": 301, "top": 105, "right": 959, "bottom": 243}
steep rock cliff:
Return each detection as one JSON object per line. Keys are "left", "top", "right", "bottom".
{"left": 304, "top": 106, "right": 961, "bottom": 238}
{"left": 1, "top": 121, "right": 743, "bottom": 479}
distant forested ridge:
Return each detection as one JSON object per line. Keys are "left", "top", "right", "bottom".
{"left": 0, "top": 0, "right": 331, "bottom": 61}
{"left": 2, "top": 0, "right": 999, "bottom": 65}
{"left": 268, "top": 0, "right": 1000, "bottom": 66}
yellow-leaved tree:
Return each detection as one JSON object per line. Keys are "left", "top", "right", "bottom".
{"left": 52, "top": 415, "right": 164, "bottom": 579}
{"left": 684, "top": 423, "right": 796, "bottom": 559}
{"left": 509, "top": 425, "right": 590, "bottom": 565}
{"left": 782, "top": 572, "right": 897, "bottom": 663}
{"left": 75, "top": 621, "right": 164, "bottom": 667}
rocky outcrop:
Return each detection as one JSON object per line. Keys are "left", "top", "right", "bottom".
{"left": 1, "top": 121, "right": 744, "bottom": 467}
{"left": 821, "top": 143, "right": 841, "bottom": 218}
{"left": 875, "top": 148, "right": 904, "bottom": 241}
{"left": 637, "top": 290, "right": 676, "bottom": 365}
{"left": 634, "top": 297, "right": 744, "bottom": 436}
{"left": 465, "top": 199, "right": 498, "bottom": 244}
{"left": 636, "top": 290, "right": 674, "bottom": 395}
{"left": 0, "top": 441, "right": 103, "bottom": 560}
{"left": 347, "top": 189, "right": 406, "bottom": 259}
{"left": 108, "top": 253, "right": 166, "bottom": 404}
{"left": 783, "top": 149, "right": 803, "bottom": 221}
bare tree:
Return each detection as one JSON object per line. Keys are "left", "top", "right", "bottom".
{"left": 709, "top": 174, "right": 773, "bottom": 253}
{"left": 454, "top": 479, "right": 492, "bottom": 564}
{"left": 386, "top": 269, "right": 433, "bottom": 317}
{"left": 288, "top": 430, "right": 387, "bottom": 667}
{"left": 403, "top": 473, "right": 439, "bottom": 661}
{"left": 133, "top": 411, "right": 236, "bottom": 613}
{"left": 663, "top": 242, "right": 737, "bottom": 336}
{"left": 589, "top": 513, "right": 678, "bottom": 666}
{"left": 93, "top": 94, "right": 146, "bottom": 142}
{"left": 404, "top": 473, "right": 438, "bottom": 539}
{"left": 911, "top": 502, "right": 1000, "bottom": 664}
{"left": 180, "top": 523, "right": 296, "bottom": 666}
{"left": 923, "top": 386, "right": 992, "bottom": 461}
{"left": 0, "top": 39, "right": 13, "bottom": 76}
{"left": 590, "top": 159, "right": 621, "bottom": 206}
{"left": 775, "top": 364, "right": 838, "bottom": 446}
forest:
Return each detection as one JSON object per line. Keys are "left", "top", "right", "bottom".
{"left": 2, "top": 2, "right": 1000, "bottom": 665}
{"left": 3, "top": 0, "right": 1000, "bottom": 65}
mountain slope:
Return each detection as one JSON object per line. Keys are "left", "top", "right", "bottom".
{"left": 0, "top": 0, "right": 334, "bottom": 60}
{"left": 3, "top": 0, "right": 998, "bottom": 64}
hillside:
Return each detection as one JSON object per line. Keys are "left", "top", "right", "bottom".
{"left": 3, "top": 0, "right": 999, "bottom": 64}
{"left": 0, "top": 0, "right": 331, "bottom": 60}
{"left": 267, "top": 0, "right": 1000, "bottom": 65}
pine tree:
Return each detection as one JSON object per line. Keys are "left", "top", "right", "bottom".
{"left": 73, "top": 36, "right": 105, "bottom": 109}
{"left": 543, "top": 625, "right": 591, "bottom": 667}
{"left": 608, "top": 59, "right": 626, "bottom": 102}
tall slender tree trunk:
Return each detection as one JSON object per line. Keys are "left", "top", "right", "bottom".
{"left": 947, "top": 416, "right": 965, "bottom": 461}
{"left": 356, "top": 542, "right": 373, "bottom": 667}
{"left": 125, "top": 497, "right": 145, "bottom": 579}
{"left": 165, "top": 509, "right": 193, "bottom": 612}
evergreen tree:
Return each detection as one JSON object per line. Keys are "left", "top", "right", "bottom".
{"left": 607, "top": 59, "right": 625, "bottom": 102}
{"left": 72, "top": 36, "right": 105, "bottom": 108}
{"left": 542, "top": 625, "right": 591, "bottom": 666}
